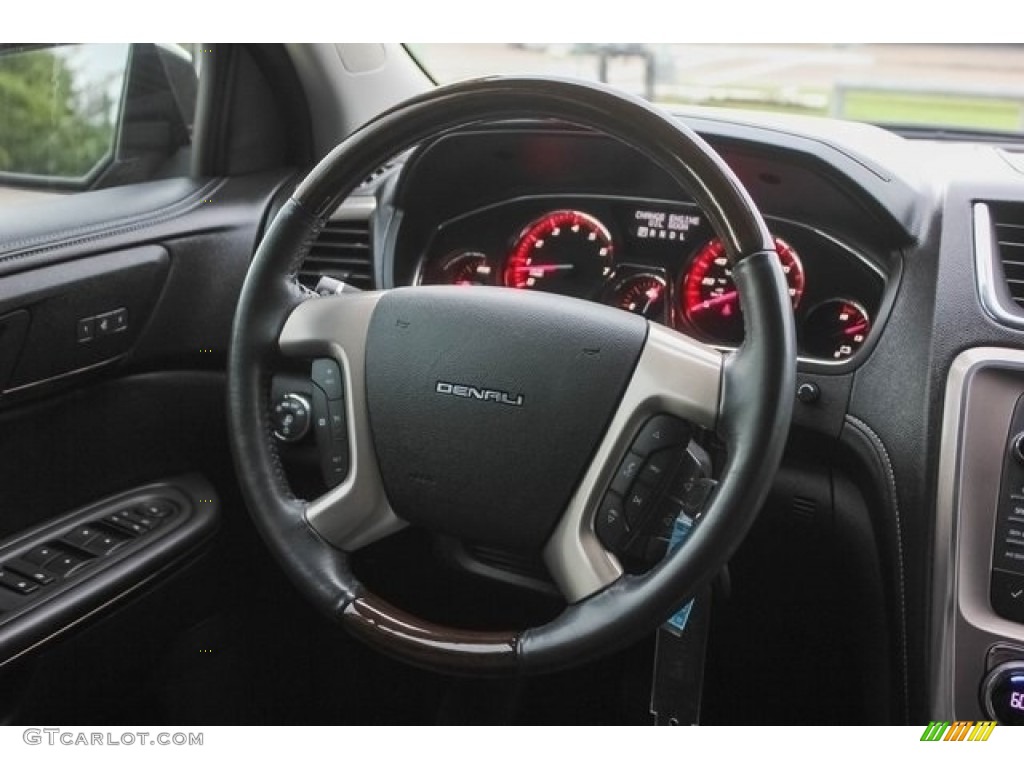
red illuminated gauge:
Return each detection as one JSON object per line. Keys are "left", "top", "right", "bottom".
{"left": 418, "top": 250, "right": 493, "bottom": 286}
{"left": 801, "top": 299, "right": 871, "bottom": 360}
{"left": 681, "top": 236, "right": 805, "bottom": 343}
{"left": 504, "top": 210, "right": 614, "bottom": 298}
{"left": 608, "top": 274, "right": 667, "bottom": 320}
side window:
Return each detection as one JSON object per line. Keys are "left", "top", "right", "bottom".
{"left": 0, "top": 43, "right": 199, "bottom": 200}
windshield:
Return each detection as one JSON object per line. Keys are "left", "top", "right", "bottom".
{"left": 410, "top": 44, "right": 1024, "bottom": 136}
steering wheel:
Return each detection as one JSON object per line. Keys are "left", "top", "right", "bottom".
{"left": 227, "top": 77, "right": 795, "bottom": 675}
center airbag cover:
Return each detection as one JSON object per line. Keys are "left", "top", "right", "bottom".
{"left": 365, "top": 286, "right": 647, "bottom": 551}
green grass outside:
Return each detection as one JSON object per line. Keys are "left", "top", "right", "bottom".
{"left": 842, "top": 91, "right": 1022, "bottom": 131}
{"left": 664, "top": 89, "right": 1024, "bottom": 132}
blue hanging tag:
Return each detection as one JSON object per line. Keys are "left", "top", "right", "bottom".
{"left": 664, "top": 514, "right": 695, "bottom": 635}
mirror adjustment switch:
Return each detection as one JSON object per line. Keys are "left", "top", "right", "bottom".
{"left": 139, "top": 500, "right": 174, "bottom": 518}
{"left": 0, "top": 567, "right": 40, "bottom": 595}
{"left": 120, "top": 508, "right": 159, "bottom": 530}
{"left": 105, "top": 512, "right": 146, "bottom": 536}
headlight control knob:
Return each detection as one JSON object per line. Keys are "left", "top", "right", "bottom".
{"left": 271, "top": 393, "right": 312, "bottom": 443}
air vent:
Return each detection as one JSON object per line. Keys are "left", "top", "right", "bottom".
{"left": 990, "top": 202, "right": 1024, "bottom": 310}
{"left": 298, "top": 208, "right": 373, "bottom": 291}
{"left": 975, "top": 202, "right": 1024, "bottom": 329}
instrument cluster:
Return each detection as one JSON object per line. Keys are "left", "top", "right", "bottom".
{"left": 413, "top": 196, "right": 885, "bottom": 363}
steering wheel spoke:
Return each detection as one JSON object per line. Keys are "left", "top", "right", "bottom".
{"left": 278, "top": 291, "right": 404, "bottom": 551}
{"left": 545, "top": 324, "right": 724, "bottom": 603}
{"left": 228, "top": 76, "right": 795, "bottom": 675}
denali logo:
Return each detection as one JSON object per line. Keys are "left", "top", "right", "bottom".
{"left": 435, "top": 381, "right": 524, "bottom": 407}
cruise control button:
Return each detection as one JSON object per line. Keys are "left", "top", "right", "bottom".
{"left": 595, "top": 493, "right": 629, "bottom": 550}
{"left": 610, "top": 452, "right": 644, "bottom": 496}
{"left": 0, "top": 567, "right": 39, "bottom": 595}
{"left": 312, "top": 358, "right": 344, "bottom": 400}
{"left": 632, "top": 415, "right": 690, "bottom": 456}
{"left": 639, "top": 450, "right": 677, "bottom": 487}
{"left": 624, "top": 482, "right": 655, "bottom": 527}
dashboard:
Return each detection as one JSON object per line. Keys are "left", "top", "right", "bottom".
{"left": 411, "top": 195, "right": 884, "bottom": 363}
{"left": 387, "top": 126, "right": 896, "bottom": 368}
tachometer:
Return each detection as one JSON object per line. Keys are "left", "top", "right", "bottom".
{"left": 504, "top": 210, "right": 614, "bottom": 297}
{"left": 801, "top": 299, "right": 871, "bottom": 360}
{"left": 681, "top": 236, "right": 805, "bottom": 342}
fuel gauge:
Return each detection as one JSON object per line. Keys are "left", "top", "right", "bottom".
{"left": 802, "top": 299, "right": 871, "bottom": 361}
{"left": 418, "top": 250, "right": 493, "bottom": 286}
{"left": 607, "top": 273, "right": 667, "bottom": 320}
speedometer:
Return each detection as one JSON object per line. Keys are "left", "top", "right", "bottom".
{"left": 504, "top": 210, "right": 614, "bottom": 298}
{"left": 681, "top": 236, "right": 805, "bottom": 342}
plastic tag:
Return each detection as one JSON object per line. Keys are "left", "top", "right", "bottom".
{"left": 664, "top": 514, "right": 695, "bottom": 634}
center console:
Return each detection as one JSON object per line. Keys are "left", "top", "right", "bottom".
{"left": 934, "top": 348, "right": 1024, "bottom": 723}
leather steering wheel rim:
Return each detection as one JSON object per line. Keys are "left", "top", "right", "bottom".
{"left": 227, "top": 77, "right": 796, "bottom": 675}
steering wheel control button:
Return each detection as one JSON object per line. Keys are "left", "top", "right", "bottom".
{"left": 611, "top": 453, "right": 644, "bottom": 495}
{"left": 312, "top": 358, "right": 344, "bottom": 401}
{"left": 982, "top": 661, "right": 1024, "bottom": 725}
{"left": 310, "top": 383, "right": 350, "bottom": 489}
{"left": 624, "top": 483, "right": 655, "bottom": 527}
{"left": 632, "top": 415, "right": 690, "bottom": 456}
{"left": 596, "top": 493, "right": 629, "bottom": 550}
{"left": 639, "top": 450, "right": 678, "bottom": 486}
{"left": 272, "top": 393, "right": 312, "bottom": 443}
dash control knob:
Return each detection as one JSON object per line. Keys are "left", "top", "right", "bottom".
{"left": 982, "top": 661, "right": 1024, "bottom": 725}
{"left": 272, "top": 393, "right": 312, "bottom": 443}
{"left": 1013, "top": 432, "right": 1024, "bottom": 465}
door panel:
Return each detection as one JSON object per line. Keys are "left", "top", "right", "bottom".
{"left": 0, "top": 168, "right": 295, "bottom": 718}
